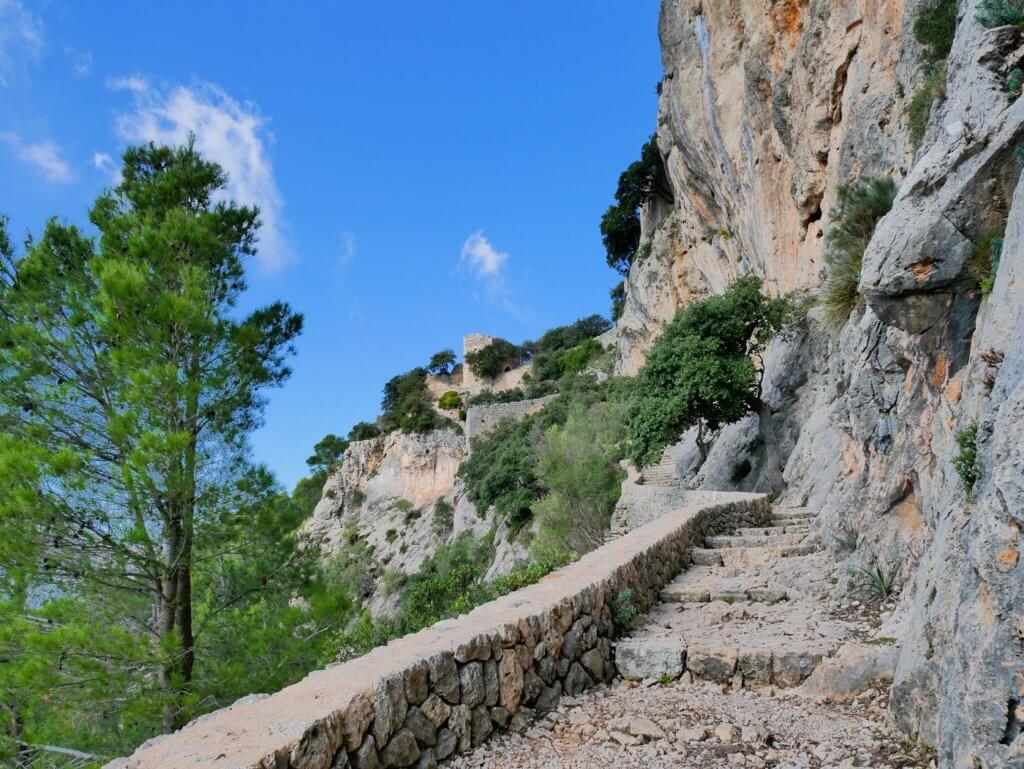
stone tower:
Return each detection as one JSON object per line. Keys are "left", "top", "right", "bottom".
{"left": 462, "top": 332, "right": 493, "bottom": 394}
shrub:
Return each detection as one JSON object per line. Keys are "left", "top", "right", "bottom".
{"left": 967, "top": 231, "right": 1004, "bottom": 295}
{"left": 977, "top": 0, "right": 1024, "bottom": 27}
{"left": 914, "top": 0, "right": 957, "bottom": 63}
{"left": 627, "top": 276, "right": 791, "bottom": 466}
{"left": 459, "top": 418, "right": 542, "bottom": 520}
{"left": 385, "top": 528, "right": 398, "bottom": 543}
{"left": 348, "top": 421, "right": 381, "bottom": 441}
{"left": 954, "top": 421, "right": 981, "bottom": 490}
{"left": 821, "top": 176, "right": 898, "bottom": 326}
{"left": 614, "top": 588, "right": 637, "bottom": 625}
{"left": 849, "top": 555, "right": 898, "bottom": 600}
{"left": 523, "top": 315, "right": 612, "bottom": 386}
{"left": 908, "top": 65, "right": 947, "bottom": 149}
{"left": 556, "top": 338, "right": 603, "bottom": 376}
{"left": 1009, "top": 67, "right": 1024, "bottom": 99}
{"left": 531, "top": 401, "right": 628, "bottom": 558}
{"left": 610, "top": 281, "right": 626, "bottom": 321}
{"left": 431, "top": 498, "right": 454, "bottom": 538}
{"left": 465, "top": 338, "right": 525, "bottom": 380}
{"left": 350, "top": 487, "right": 366, "bottom": 506}
{"left": 381, "top": 368, "right": 446, "bottom": 433}
{"left": 403, "top": 508, "right": 422, "bottom": 525}
{"left": 438, "top": 390, "right": 463, "bottom": 410}
{"left": 467, "top": 388, "right": 525, "bottom": 406}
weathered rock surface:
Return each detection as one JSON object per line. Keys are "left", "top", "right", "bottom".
{"left": 609, "top": 1, "right": 1024, "bottom": 765}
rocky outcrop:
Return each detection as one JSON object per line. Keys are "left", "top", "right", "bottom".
{"left": 614, "top": 0, "right": 1024, "bottom": 765}
{"left": 303, "top": 429, "right": 526, "bottom": 613}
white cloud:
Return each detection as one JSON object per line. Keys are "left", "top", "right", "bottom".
{"left": 68, "top": 48, "right": 92, "bottom": 78}
{"left": 458, "top": 231, "right": 523, "bottom": 316}
{"left": 1, "top": 132, "right": 74, "bottom": 183}
{"left": 340, "top": 230, "right": 355, "bottom": 266}
{"left": 113, "top": 80, "right": 291, "bottom": 273}
{"left": 460, "top": 230, "right": 508, "bottom": 277}
{"left": 106, "top": 74, "right": 148, "bottom": 93}
{"left": 0, "top": 0, "right": 43, "bottom": 87}
{"left": 92, "top": 151, "right": 120, "bottom": 184}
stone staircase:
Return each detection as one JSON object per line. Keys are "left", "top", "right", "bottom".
{"left": 638, "top": 452, "right": 680, "bottom": 486}
{"left": 613, "top": 506, "right": 851, "bottom": 690}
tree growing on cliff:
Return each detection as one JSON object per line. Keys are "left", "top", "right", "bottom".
{"left": 307, "top": 434, "right": 348, "bottom": 476}
{"left": 464, "top": 338, "right": 525, "bottom": 380}
{"left": 600, "top": 136, "right": 673, "bottom": 276}
{"left": 0, "top": 142, "right": 303, "bottom": 735}
{"left": 381, "top": 367, "right": 444, "bottom": 433}
{"left": 427, "top": 348, "right": 457, "bottom": 377}
{"left": 626, "top": 275, "right": 790, "bottom": 466}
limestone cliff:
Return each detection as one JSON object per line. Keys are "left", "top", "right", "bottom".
{"left": 616, "top": 0, "right": 1024, "bottom": 765}
{"left": 303, "top": 428, "right": 526, "bottom": 614}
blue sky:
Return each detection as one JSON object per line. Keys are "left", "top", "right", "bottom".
{"left": 1, "top": 1, "right": 662, "bottom": 488}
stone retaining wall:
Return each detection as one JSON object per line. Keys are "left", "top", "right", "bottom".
{"left": 464, "top": 395, "right": 556, "bottom": 448}
{"left": 107, "top": 492, "right": 768, "bottom": 769}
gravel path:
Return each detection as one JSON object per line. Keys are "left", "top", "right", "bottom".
{"left": 447, "top": 678, "right": 932, "bottom": 769}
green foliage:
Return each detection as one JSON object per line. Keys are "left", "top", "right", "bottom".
{"left": 460, "top": 418, "right": 543, "bottom": 520}
{"left": 348, "top": 421, "right": 382, "bottom": 441}
{"left": 821, "top": 177, "right": 898, "bottom": 326}
{"left": 659, "top": 672, "right": 677, "bottom": 685}
{"left": 849, "top": 555, "right": 898, "bottom": 600}
{"left": 432, "top": 498, "right": 454, "bottom": 538}
{"left": 386, "top": 528, "right": 399, "bottom": 543}
{"left": 438, "top": 390, "right": 463, "bottom": 410}
{"left": 307, "top": 433, "right": 347, "bottom": 476}
{"left": 968, "top": 231, "right": 1004, "bottom": 295}
{"left": 531, "top": 401, "right": 628, "bottom": 558}
{"left": 350, "top": 487, "right": 366, "bottom": 506}
{"left": 601, "top": 136, "right": 672, "bottom": 275}
{"left": 614, "top": 588, "right": 638, "bottom": 625}
{"left": 523, "top": 314, "right": 611, "bottom": 389}
{"left": 610, "top": 281, "right": 626, "bottom": 321}
{"left": 977, "top": 0, "right": 1024, "bottom": 27}
{"left": 467, "top": 388, "right": 526, "bottom": 406}
{"left": 556, "top": 338, "right": 604, "bottom": 376}
{"left": 1009, "top": 67, "right": 1024, "bottom": 98}
{"left": 908, "top": 65, "right": 947, "bottom": 149}
{"left": 914, "top": 0, "right": 957, "bottom": 62}
{"left": 393, "top": 499, "right": 414, "bottom": 513}
{"left": 427, "top": 348, "right": 457, "bottom": 376}
{"left": 954, "top": 422, "right": 981, "bottom": 490}
{"left": 0, "top": 142, "right": 312, "bottom": 746}
{"left": 464, "top": 338, "right": 525, "bottom": 380}
{"left": 835, "top": 529, "right": 860, "bottom": 553}
{"left": 381, "top": 367, "right": 446, "bottom": 433}
{"left": 627, "top": 276, "right": 791, "bottom": 466}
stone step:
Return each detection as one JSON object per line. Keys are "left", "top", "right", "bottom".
{"left": 736, "top": 524, "right": 809, "bottom": 537}
{"left": 770, "top": 510, "right": 816, "bottom": 523}
{"left": 614, "top": 637, "right": 825, "bottom": 688}
{"left": 660, "top": 583, "right": 788, "bottom": 605}
{"left": 704, "top": 533, "right": 806, "bottom": 549}
{"left": 689, "top": 543, "right": 818, "bottom": 566}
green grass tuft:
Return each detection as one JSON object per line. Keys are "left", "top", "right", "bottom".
{"left": 821, "top": 177, "right": 898, "bottom": 327}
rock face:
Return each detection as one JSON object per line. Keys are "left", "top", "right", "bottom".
{"left": 303, "top": 428, "right": 526, "bottom": 613}
{"left": 614, "top": 0, "right": 1024, "bottom": 765}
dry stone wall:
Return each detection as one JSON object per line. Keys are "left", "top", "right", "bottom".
{"left": 106, "top": 493, "right": 768, "bottom": 769}
{"left": 464, "top": 395, "right": 556, "bottom": 447}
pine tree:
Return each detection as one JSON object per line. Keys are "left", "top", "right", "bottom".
{"left": 0, "top": 140, "right": 303, "bottom": 735}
